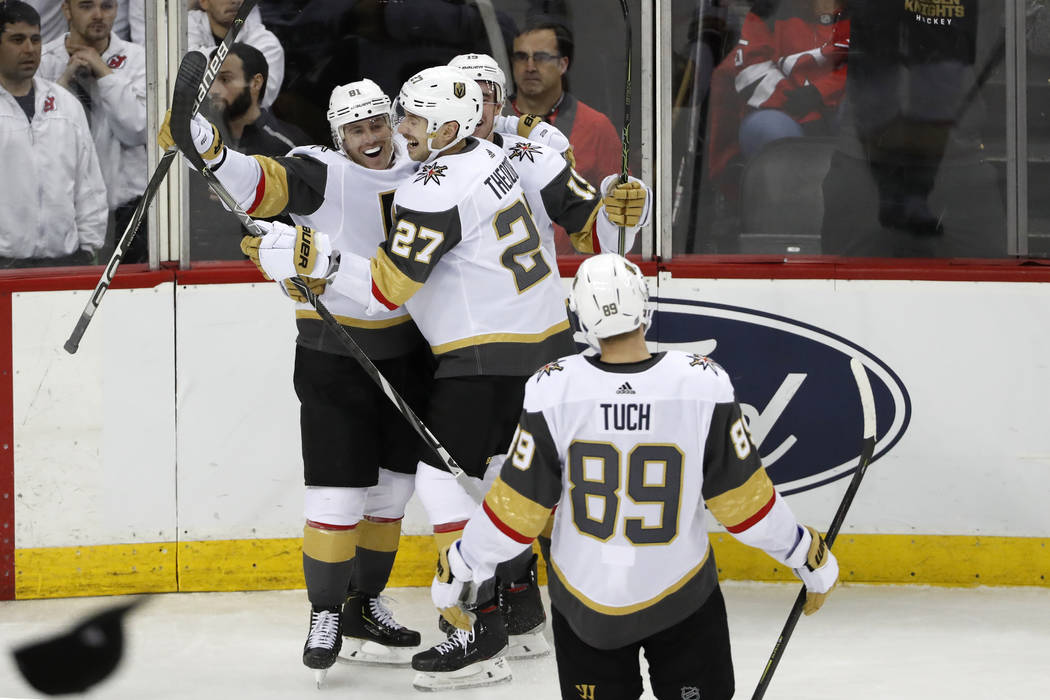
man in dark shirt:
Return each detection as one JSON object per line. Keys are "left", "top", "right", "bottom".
{"left": 190, "top": 42, "right": 307, "bottom": 260}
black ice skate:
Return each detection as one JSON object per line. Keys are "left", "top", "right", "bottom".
{"left": 339, "top": 592, "right": 421, "bottom": 666}
{"left": 411, "top": 603, "right": 511, "bottom": 691}
{"left": 500, "top": 555, "right": 550, "bottom": 659}
{"left": 302, "top": 606, "right": 342, "bottom": 688}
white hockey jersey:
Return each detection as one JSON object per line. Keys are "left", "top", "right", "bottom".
{"left": 459, "top": 351, "right": 807, "bottom": 649}
{"left": 0, "top": 77, "right": 107, "bottom": 258}
{"left": 210, "top": 141, "right": 424, "bottom": 359}
{"left": 38, "top": 33, "right": 147, "bottom": 210}
{"left": 368, "top": 137, "right": 576, "bottom": 377}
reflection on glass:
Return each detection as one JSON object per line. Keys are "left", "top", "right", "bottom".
{"left": 671, "top": 0, "right": 1010, "bottom": 260}
{"left": 186, "top": 0, "right": 640, "bottom": 261}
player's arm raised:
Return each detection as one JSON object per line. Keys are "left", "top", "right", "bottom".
{"left": 702, "top": 399, "right": 839, "bottom": 615}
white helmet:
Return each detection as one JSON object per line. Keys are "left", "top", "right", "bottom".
{"left": 396, "top": 66, "right": 482, "bottom": 157}
{"left": 569, "top": 254, "right": 652, "bottom": 348}
{"left": 327, "top": 79, "right": 391, "bottom": 154}
{"left": 448, "top": 53, "right": 506, "bottom": 106}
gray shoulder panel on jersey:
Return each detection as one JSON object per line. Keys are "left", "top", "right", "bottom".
{"left": 701, "top": 400, "right": 764, "bottom": 501}
{"left": 385, "top": 204, "right": 463, "bottom": 284}
{"left": 499, "top": 409, "right": 563, "bottom": 510}
{"left": 271, "top": 150, "right": 330, "bottom": 217}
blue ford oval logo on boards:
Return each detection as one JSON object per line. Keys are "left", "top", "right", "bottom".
{"left": 651, "top": 298, "right": 910, "bottom": 495}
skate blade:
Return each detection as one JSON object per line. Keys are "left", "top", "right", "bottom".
{"left": 506, "top": 631, "right": 550, "bottom": 660}
{"left": 411, "top": 656, "right": 512, "bottom": 692}
{"left": 314, "top": 668, "right": 328, "bottom": 689}
{"left": 337, "top": 638, "right": 415, "bottom": 667}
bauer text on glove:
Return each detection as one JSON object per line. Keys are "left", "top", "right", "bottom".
{"left": 239, "top": 222, "right": 336, "bottom": 282}
{"left": 785, "top": 525, "right": 839, "bottom": 615}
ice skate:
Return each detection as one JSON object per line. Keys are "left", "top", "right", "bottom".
{"left": 500, "top": 556, "right": 550, "bottom": 659}
{"left": 338, "top": 592, "right": 420, "bottom": 666}
{"left": 302, "top": 606, "right": 342, "bottom": 688}
{"left": 411, "top": 603, "right": 511, "bottom": 691}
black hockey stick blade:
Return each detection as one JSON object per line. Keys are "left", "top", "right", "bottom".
{"left": 13, "top": 599, "right": 143, "bottom": 695}
{"left": 170, "top": 51, "right": 209, "bottom": 172}
{"left": 750, "top": 357, "right": 876, "bottom": 700}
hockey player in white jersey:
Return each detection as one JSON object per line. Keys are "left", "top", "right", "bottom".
{"left": 159, "top": 79, "right": 428, "bottom": 684}
{"left": 429, "top": 253, "right": 840, "bottom": 699}
{"left": 438, "top": 52, "right": 652, "bottom": 660}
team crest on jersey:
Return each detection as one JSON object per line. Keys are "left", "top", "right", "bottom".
{"left": 414, "top": 163, "right": 448, "bottom": 186}
{"left": 688, "top": 354, "right": 722, "bottom": 374}
{"left": 535, "top": 360, "right": 564, "bottom": 379}
{"left": 107, "top": 54, "right": 127, "bottom": 69}
{"left": 508, "top": 141, "right": 543, "bottom": 163}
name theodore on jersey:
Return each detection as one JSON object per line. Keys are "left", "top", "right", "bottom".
{"left": 600, "top": 402, "right": 651, "bottom": 431}
{"left": 483, "top": 157, "right": 520, "bottom": 198}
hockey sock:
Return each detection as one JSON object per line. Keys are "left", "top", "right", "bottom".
{"left": 303, "top": 521, "right": 359, "bottom": 609}
{"left": 349, "top": 516, "right": 402, "bottom": 596}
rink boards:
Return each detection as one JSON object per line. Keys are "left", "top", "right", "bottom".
{"left": 1, "top": 260, "right": 1048, "bottom": 599}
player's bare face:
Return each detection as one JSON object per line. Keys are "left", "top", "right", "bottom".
{"left": 397, "top": 112, "right": 432, "bottom": 162}
{"left": 340, "top": 116, "right": 393, "bottom": 170}
{"left": 0, "top": 23, "right": 42, "bottom": 86}
{"left": 66, "top": 0, "right": 117, "bottom": 44}
{"left": 474, "top": 81, "right": 499, "bottom": 141}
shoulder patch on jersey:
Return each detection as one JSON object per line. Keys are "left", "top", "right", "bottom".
{"left": 688, "top": 354, "right": 723, "bottom": 375}
{"left": 508, "top": 141, "right": 543, "bottom": 163}
{"left": 414, "top": 163, "right": 448, "bottom": 186}
{"left": 534, "top": 360, "right": 565, "bottom": 379}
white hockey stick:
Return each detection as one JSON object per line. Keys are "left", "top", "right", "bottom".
{"left": 170, "top": 52, "right": 482, "bottom": 503}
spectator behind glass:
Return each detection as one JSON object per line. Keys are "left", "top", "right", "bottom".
{"left": 820, "top": 0, "right": 1003, "bottom": 257}
{"left": 26, "top": 0, "right": 127, "bottom": 41}
{"left": 38, "top": 0, "right": 148, "bottom": 263}
{"left": 510, "top": 20, "right": 622, "bottom": 190}
{"left": 706, "top": 0, "right": 848, "bottom": 192}
{"left": 188, "top": 0, "right": 283, "bottom": 109}
{"left": 189, "top": 42, "right": 308, "bottom": 261}
{"left": 0, "top": 0, "right": 106, "bottom": 268}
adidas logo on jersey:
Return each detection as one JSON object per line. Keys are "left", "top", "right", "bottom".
{"left": 616, "top": 382, "right": 636, "bottom": 395}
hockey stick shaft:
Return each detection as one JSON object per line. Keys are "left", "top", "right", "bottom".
{"left": 169, "top": 53, "right": 483, "bottom": 504}
{"left": 750, "top": 357, "right": 876, "bottom": 700}
{"left": 618, "top": 0, "right": 632, "bottom": 254}
{"left": 62, "top": 0, "right": 258, "bottom": 355}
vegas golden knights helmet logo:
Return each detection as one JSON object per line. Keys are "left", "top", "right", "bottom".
{"left": 453, "top": 81, "right": 466, "bottom": 98}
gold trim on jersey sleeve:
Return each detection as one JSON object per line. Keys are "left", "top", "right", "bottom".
{"left": 485, "top": 477, "right": 553, "bottom": 540}
{"left": 371, "top": 247, "right": 423, "bottom": 307}
{"left": 705, "top": 467, "right": 776, "bottom": 530}
{"left": 430, "top": 319, "right": 571, "bottom": 355}
{"left": 295, "top": 309, "right": 413, "bottom": 328}
{"left": 549, "top": 543, "right": 711, "bottom": 615}
{"left": 249, "top": 155, "right": 291, "bottom": 218}
{"left": 568, "top": 201, "right": 603, "bottom": 254}
{"left": 302, "top": 525, "right": 359, "bottom": 563}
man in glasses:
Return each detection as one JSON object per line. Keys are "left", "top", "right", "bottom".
{"left": 509, "top": 20, "right": 622, "bottom": 202}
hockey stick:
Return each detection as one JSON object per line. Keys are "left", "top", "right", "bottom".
{"left": 169, "top": 52, "right": 483, "bottom": 503}
{"left": 750, "top": 357, "right": 876, "bottom": 700}
{"left": 471, "top": 0, "right": 512, "bottom": 92}
{"left": 63, "top": 0, "right": 258, "bottom": 354}
{"left": 617, "top": 0, "right": 632, "bottom": 254}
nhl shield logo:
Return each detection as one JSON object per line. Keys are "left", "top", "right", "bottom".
{"left": 453, "top": 82, "right": 466, "bottom": 98}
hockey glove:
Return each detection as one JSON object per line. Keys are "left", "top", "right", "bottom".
{"left": 600, "top": 175, "right": 652, "bottom": 228}
{"left": 158, "top": 110, "right": 224, "bottom": 162}
{"left": 282, "top": 277, "right": 327, "bottom": 303}
{"left": 432, "top": 540, "right": 478, "bottom": 631}
{"left": 787, "top": 525, "right": 839, "bottom": 615}
{"left": 239, "top": 222, "right": 336, "bottom": 283}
